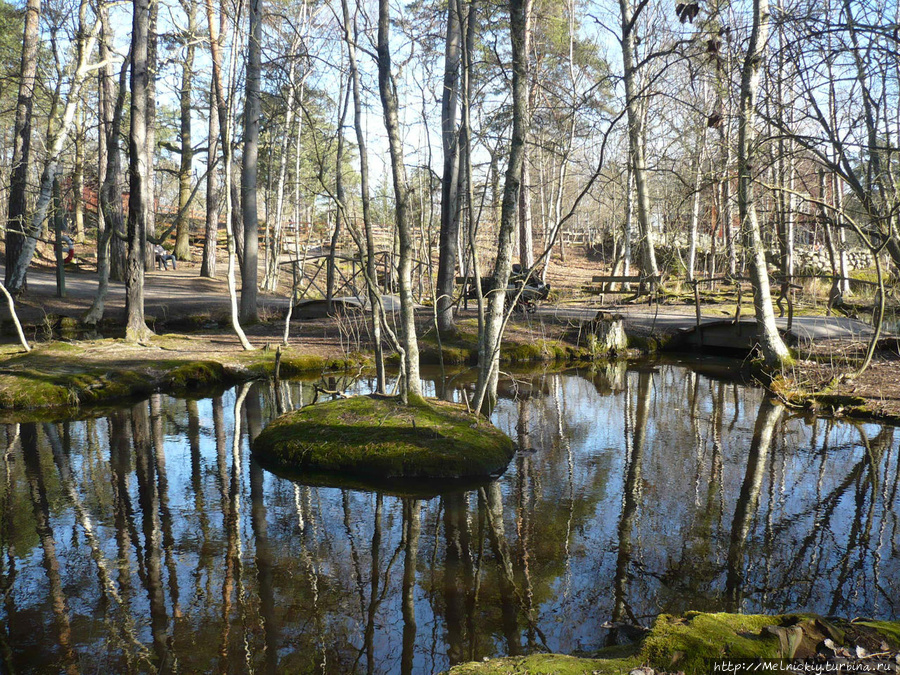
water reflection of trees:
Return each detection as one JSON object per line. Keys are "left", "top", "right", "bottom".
{"left": 0, "top": 366, "right": 899, "bottom": 672}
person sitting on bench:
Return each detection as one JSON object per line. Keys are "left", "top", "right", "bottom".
{"left": 154, "top": 244, "right": 176, "bottom": 270}
{"left": 61, "top": 233, "right": 75, "bottom": 263}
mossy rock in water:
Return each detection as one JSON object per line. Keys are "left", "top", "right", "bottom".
{"left": 252, "top": 394, "right": 515, "bottom": 480}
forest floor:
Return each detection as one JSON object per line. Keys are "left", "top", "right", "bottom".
{"left": 1, "top": 248, "right": 899, "bottom": 421}
{"left": 771, "top": 336, "right": 900, "bottom": 422}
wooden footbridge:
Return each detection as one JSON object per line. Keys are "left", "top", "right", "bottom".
{"left": 541, "top": 305, "right": 885, "bottom": 353}
{"left": 569, "top": 271, "right": 895, "bottom": 352}
{"left": 666, "top": 315, "right": 880, "bottom": 351}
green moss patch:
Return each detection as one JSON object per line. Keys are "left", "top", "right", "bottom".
{"left": 252, "top": 394, "right": 515, "bottom": 480}
{"left": 161, "top": 361, "right": 227, "bottom": 391}
{"left": 418, "top": 319, "right": 600, "bottom": 366}
{"left": 445, "top": 613, "right": 900, "bottom": 675}
{"left": 641, "top": 612, "right": 784, "bottom": 672}
{"left": 0, "top": 336, "right": 361, "bottom": 414}
{"left": 445, "top": 653, "right": 639, "bottom": 675}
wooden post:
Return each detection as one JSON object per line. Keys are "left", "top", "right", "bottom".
{"left": 787, "top": 280, "right": 794, "bottom": 332}
{"left": 693, "top": 280, "right": 702, "bottom": 328}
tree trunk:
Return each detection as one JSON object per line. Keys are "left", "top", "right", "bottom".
{"left": 737, "top": 0, "right": 790, "bottom": 367}
{"left": 240, "top": 0, "right": 262, "bottom": 324}
{"left": 723, "top": 129, "right": 737, "bottom": 277}
{"left": 518, "top": 0, "right": 535, "bottom": 271}
{"left": 819, "top": 169, "right": 839, "bottom": 275}
{"left": 4, "top": 0, "right": 41, "bottom": 289}
{"left": 201, "top": 83, "right": 219, "bottom": 278}
{"left": 145, "top": 0, "right": 158, "bottom": 271}
{"left": 823, "top": 38, "right": 850, "bottom": 295}
{"left": 458, "top": 0, "right": 477, "bottom": 294}
{"left": 126, "top": 0, "right": 153, "bottom": 342}
{"left": 0, "top": 281, "right": 31, "bottom": 351}
{"left": 52, "top": 175, "right": 66, "bottom": 298}
{"left": 263, "top": 41, "right": 300, "bottom": 292}
{"left": 618, "top": 0, "right": 658, "bottom": 280}
{"left": 687, "top": 153, "right": 703, "bottom": 282}
{"left": 490, "top": 150, "right": 501, "bottom": 232}
{"left": 519, "top": 159, "right": 534, "bottom": 269}
{"left": 84, "top": 8, "right": 128, "bottom": 325}
{"left": 623, "top": 164, "right": 633, "bottom": 279}
{"left": 231, "top": 175, "right": 244, "bottom": 270}
{"left": 687, "top": 101, "right": 708, "bottom": 282}
{"left": 73, "top": 103, "right": 85, "bottom": 244}
{"left": 328, "top": 80, "right": 350, "bottom": 314}
{"left": 832, "top": 171, "right": 850, "bottom": 295}
{"left": 341, "top": 0, "right": 385, "bottom": 393}
{"left": 716, "top": 38, "right": 738, "bottom": 279}
{"left": 205, "top": 0, "right": 253, "bottom": 350}
{"left": 5, "top": 1, "right": 100, "bottom": 293}
{"left": 377, "top": 0, "right": 421, "bottom": 400}
{"left": 175, "top": 0, "right": 197, "bottom": 261}
{"left": 96, "top": 56, "right": 107, "bottom": 252}
{"left": 436, "top": 0, "right": 462, "bottom": 334}
{"left": 472, "top": 0, "right": 528, "bottom": 413}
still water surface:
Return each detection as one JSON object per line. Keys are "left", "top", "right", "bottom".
{"left": 1, "top": 358, "right": 898, "bottom": 673}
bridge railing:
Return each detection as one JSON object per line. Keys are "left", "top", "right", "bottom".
{"left": 688, "top": 272, "right": 885, "bottom": 332}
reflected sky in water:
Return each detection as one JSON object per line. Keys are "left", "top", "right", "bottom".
{"left": 1, "top": 358, "right": 898, "bottom": 673}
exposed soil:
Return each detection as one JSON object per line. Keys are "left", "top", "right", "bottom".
{"left": 777, "top": 336, "right": 900, "bottom": 421}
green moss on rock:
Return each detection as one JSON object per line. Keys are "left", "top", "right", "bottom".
{"left": 641, "top": 612, "right": 783, "bottom": 672}
{"left": 252, "top": 394, "right": 515, "bottom": 480}
{"left": 162, "top": 361, "right": 226, "bottom": 391}
{"left": 445, "top": 653, "right": 639, "bottom": 675}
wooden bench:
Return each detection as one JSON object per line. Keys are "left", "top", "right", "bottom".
{"left": 582, "top": 275, "right": 661, "bottom": 304}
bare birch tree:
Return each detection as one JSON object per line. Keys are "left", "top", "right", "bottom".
{"left": 3, "top": 0, "right": 40, "bottom": 289}
{"left": 240, "top": 0, "right": 262, "bottom": 324}
{"left": 736, "top": 0, "right": 791, "bottom": 367}
{"left": 377, "top": 0, "right": 421, "bottom": 400}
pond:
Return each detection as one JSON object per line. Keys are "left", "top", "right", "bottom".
{"left": 1, "top": 357, "right": 898, "bottom": 673}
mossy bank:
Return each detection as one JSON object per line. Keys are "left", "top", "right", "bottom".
{"left": 445, "top": 612, "right": 900, "bottom": 675}
{"left": 252, "top": 394, "right": 515, "bottom": 481}
{"left": 0, "top": 336, "right": 360, "bottom": 418}
{"left": 417, "top": 317, "right": 656, "bottom": 366}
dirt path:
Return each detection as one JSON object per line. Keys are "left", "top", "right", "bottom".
{"left": 0, "top": 261, "right": 290, "bottom": 326}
